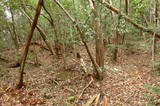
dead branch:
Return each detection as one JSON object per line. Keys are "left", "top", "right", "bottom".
{"left": 31, "top": 41, "right": 49, "bottom": 51}
{"left": 0, "top": 55, "right": 41, "bottom": 68}
{"left": 77, "top": 77, "right": 94, "bottom": 102}
{"left": 77, "top": 53, "right": 87, "bottom": 73}
{"left": 0, "top": 54, "right": 9, "bottom": 63}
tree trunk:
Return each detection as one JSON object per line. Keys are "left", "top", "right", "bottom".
{"left": 54, "top": 0, "right": 102, "bottom": 80}
{"left": 125, "top": 0, "right": 129, "bottom": 15}
{"left": 154, "top": 0, "right": 159, "bottom": 53}
{"left": 10, "top": 8, "right": 19, "bottom": 50}
{"left": 21, "top": 9, "right": 54, "bottom": 55}
{"left": 89, "top": 0, "right": 104, "bottom": 80}
{"left": 86, "top": 0, "right": 104, "bottom": 79}
{"left": 122, "top": 0, "right": 129, "bottom": 43}
{"left": 112, "top": 0, "right": 122, "bottom": 62}
{"left": 113, "top": 31, "right": 119, "bottom": 62}
{"left": 17, "top": 0, "right": 43, "bottom": 89}
{"left": 93, "top": 5, "right": 104, "bottom": 67}
{"left": 8, "top": 26, "right": 18, "bottom": 49}
{"left": 42, "top": 3, "right": 60, "bottom": 57}
{"left": 95, "top": 9, "right": 104, "bottom": 68}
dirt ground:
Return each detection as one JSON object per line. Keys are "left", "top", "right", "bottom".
{"left": 0, "top": 44, "right": 160, "bottom": 106}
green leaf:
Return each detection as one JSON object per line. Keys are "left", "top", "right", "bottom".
{"left": 144, "top": 84, "right": 160, "bottom": 94}
{"left": 111, "top": 68, "right": 120, "bottom": 72}
{"left": 67, "top": 96, "right": 75, "bottom": 101}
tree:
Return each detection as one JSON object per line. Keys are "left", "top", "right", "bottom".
{"left": 88, "top": 0, "right": 104, "bottom": 79}
{"left": 9, "top": 8, "right": 19, "bottom": 50}
{"left": 53, "top": 0, "right": 102, "bottom": 80}
{"left": 17, "top": 0, "right": 43, "bottom": 89}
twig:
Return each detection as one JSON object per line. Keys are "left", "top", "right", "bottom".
{"left": 77, "top": 77, "right": 94, "bottom": 102}
{"left": 94, "top": 93, "right": 100, "bottom": 106}
{"left": 5, "top": 86, "right": 11, "bottom": 92}
{"left": 152, "top": 32, "right": 156, "bottom": 70}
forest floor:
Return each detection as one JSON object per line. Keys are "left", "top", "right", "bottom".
{"left": 0, "top": 42, "right": 160, "bottom": 106}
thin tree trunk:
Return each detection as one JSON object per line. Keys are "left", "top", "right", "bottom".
{"left": 112, "top": 0, "right": 122, "bottom": 62}
{"left": 122, "top": 0, "right": 129, "bottom": 43}
{"left": 88, "top": 0, "right": 104, "bottom": 80}
{"left": 152, "top": 0, "right": 159, "bottom": 70}
{"left": 42, "top": 2, "right": 60, "bottom": 56}
{"left": 152, "top": 33, "right": 156, "bottom": 70}
{"left": 62, "top": 40, "right": 67, "bottom": 70}
{"left": 154, "top": 0, "right": 159, "bottom": 53}
{"left": 21, "top": 9, "right": 54, "bottom": 55}
{"left": 143, "top": 15, "right": 149, "bottom": 26}
{"left": 91, "top": 1, "right": 104, "bottom": 69}
{"left": 125, "top": 0, "right": 129, "bottom": 15}
{"left": 113, "top": 31, "right": 120, "bottom": 62}
{"left": 8, "top": 26, "right": 18, "bottom": 49}
{"left": 17, "top": 0, "right": 43, "bottom": 89}
{"left": 108, "top": 0, "right": 113, "bottom": 16}
{"left": 53, "top": 0, "right": 102, "bottom": 80}
{"left": 22, "top": 2, "right": 59, "bottom": 55}
{"left": 10, "top": 8, "right": 19, "bottom": 50}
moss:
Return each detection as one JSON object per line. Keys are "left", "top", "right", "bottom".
{"left": 58, "top": 70, "right": 72, "bottom": 80}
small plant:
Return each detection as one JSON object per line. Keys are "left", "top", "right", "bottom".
{"left": 144, "top": 84, "right": 160, "bottom": 106}
{"left": 151, "top": 61, "right": 160, "bottom": 75}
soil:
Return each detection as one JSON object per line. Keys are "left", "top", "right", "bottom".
{"left": 0, "top": 43, "right": 160, "bottom": 106}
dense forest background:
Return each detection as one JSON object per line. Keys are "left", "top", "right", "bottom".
{"left": 0, "top": 0, "right": 160, "bottom": 105}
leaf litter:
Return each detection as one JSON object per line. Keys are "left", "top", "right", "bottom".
{"left": 0, "top": 44, "right": 160, "bottom": 105}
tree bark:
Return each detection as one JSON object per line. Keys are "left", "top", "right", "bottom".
{"left": 90, "top": 0, "right": 104, "bottom": 79}
{"left": 17, "top": 0, "right": 43, "bottom": 89}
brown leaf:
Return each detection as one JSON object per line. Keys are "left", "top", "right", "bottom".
{"left": 102, "top": 96, "right": 110, "bottom": 106}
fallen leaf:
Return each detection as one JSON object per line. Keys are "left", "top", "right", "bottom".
{"left": 102, "top": 96, "right": 110, "bottom": 106}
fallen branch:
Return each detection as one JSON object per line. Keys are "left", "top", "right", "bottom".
{"left": 83, "top": 93, "right": 100, "bottom": 106}
{"left": 83, "top": 94, "right": 97, "bottom": 106}
{"left": 31, "top": 41, "right": 49, "bottom": 51}
{"left": 8, "top": 60, "right": 41, "bottom": 68}
{"left": 77, "top": 53, "right": 87, "bottom": 73}
{"left": 0, "top": 54, "right": 41, "bottom": 68}
{"left": 77, "top": 77, "right": 94, "bottom": 102}
{"left": 0, "top": 54, "right": 9, "bottom": 62}
{"left": 102, "top": 96, "right": 110, "bottom": 106}
{"left": 94, "top": 93, "right": 100, "bottom": 106}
